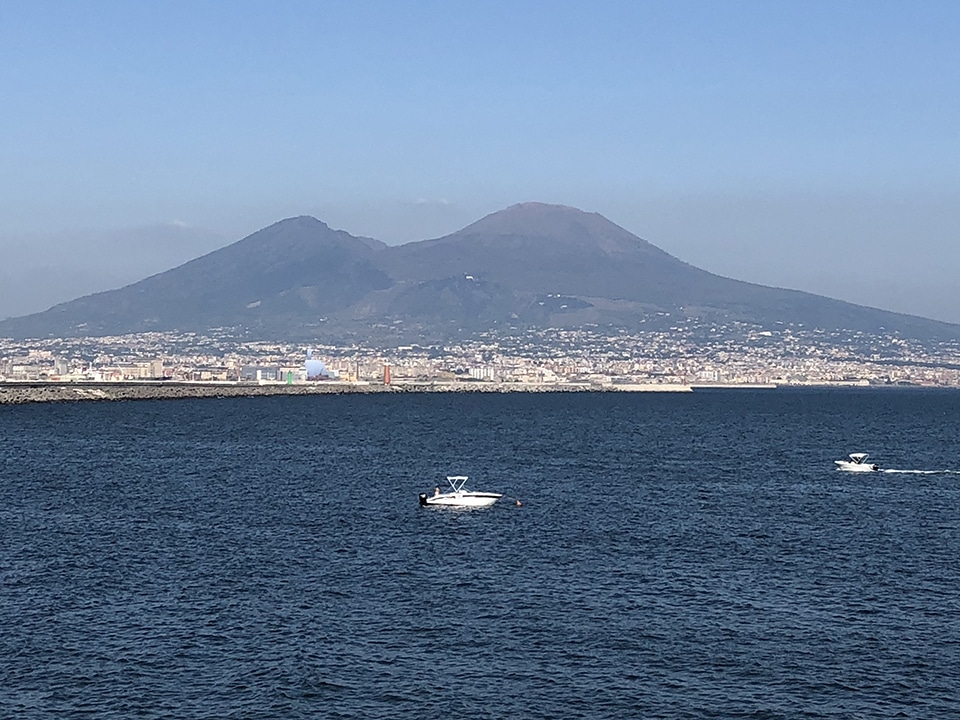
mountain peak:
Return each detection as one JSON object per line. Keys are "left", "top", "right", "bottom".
{"left": 269, "top": 215, "right": 329, "bottom": 231}
{"left": 464, "top": 202, "right": 599, "bottom": 235}
{"left": 503, "top": 201, "right": 586, "bottom": 214}
{"left": 448, "top": 201, "right": 655, "bottom": 259}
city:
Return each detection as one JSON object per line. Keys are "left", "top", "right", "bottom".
{"left": 4, "top": 316, "right": 960, "bottom": 391}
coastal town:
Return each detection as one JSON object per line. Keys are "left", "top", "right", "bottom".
{"left": 3, "top": 316, "right": 960, "bottom": 393}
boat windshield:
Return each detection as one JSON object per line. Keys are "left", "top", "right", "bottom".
{"left": 850, "top": 454, "right": 868, "bottom": 463}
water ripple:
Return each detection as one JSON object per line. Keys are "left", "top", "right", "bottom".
{"left": 2, "top": 389, "right": 960, "bottom": 718}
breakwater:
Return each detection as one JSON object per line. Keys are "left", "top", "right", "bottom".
{"left": 0, "top": 380, "right": 676, "bottom": 405}
{"left": 0, "top": 381, "right": 388, "bottom": 405}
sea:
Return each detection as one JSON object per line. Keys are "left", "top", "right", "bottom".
{"left": 2, "top": 388, "right": 959, "bottom": 719}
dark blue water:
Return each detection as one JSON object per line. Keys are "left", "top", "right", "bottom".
{"left": 2, "top": 389, "right": 960, "bottom": 719}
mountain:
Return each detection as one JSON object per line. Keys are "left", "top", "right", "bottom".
{"left": 1, "top": 216, "right": 391, "bottom": 338}
{"left": 2, "top": 203, "right": 958, "bottom": 342}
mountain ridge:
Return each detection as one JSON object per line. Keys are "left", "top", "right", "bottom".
{"left": 1, "top": 203, "right": 958, "bottom": 343}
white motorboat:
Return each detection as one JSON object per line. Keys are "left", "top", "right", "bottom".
{"left": 834, "top": 453, "right": 879, "bottom": 472}
{"left": 419, "top": 475, "right": 502, "bottom": 508}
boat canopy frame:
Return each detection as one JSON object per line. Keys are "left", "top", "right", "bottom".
{"left": 445, "top": 475, "right": 470, "bottom": 492}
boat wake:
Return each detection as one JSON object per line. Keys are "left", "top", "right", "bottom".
{"left": 881, "top": 468, "right": 960, "bottom": 475}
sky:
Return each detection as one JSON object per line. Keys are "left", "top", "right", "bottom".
{"left": 2, "top": 0, "right": 959, "bottom": 322}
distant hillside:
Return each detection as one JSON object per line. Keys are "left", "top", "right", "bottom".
{"left": 2, "top": 203, "right": 959, "bottom": 343}
{"left": 0, "top": 216, "right": 391, "bottom": 338}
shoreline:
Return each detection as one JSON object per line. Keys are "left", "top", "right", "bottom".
{"left": 0, "top": 380, "right": 694, "bottom": 404}
{"left": 3, "top": 380, "right": 946, "bottom": 405}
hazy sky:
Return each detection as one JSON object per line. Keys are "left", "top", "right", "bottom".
{"left": 2, "top": 1, "right": 959, "bottom": 322}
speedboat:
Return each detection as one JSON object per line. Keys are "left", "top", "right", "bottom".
{"left": 419, "top": 475, "right": 502, "bottom": 508}
{"left": 834, "top": 453, "right": 879, "bottom": 472}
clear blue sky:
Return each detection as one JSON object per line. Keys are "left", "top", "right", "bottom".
{"left": 2, "top": 1, "right": 959, "bottom": 322}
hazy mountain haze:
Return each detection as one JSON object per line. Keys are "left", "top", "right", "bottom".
{"left": 2, "top": 3, "right": 958, "bottom": 322}
{"left": 0, "top": 224, "right": 226, "bottom": 319}
{"left": 3, "top": 203, "right": 957, "bottom": 343}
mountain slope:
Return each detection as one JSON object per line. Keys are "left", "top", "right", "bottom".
{"left": 380, "top": 203, "right": 771, "bottom": 305}
{"left": 1, "top": 203, "right": 958, "bottom": 342}
{"left": 1, "top": 216, "right": 391, "bottom": 337}
{"left": 372, "top": 203, "right": 959, "bottom": 339}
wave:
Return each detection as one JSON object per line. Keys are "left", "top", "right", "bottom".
{"left": 881, "top": 468, "right": 960, "bottom": 475}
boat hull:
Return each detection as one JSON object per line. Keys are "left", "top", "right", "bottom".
{"left": 834, "top": 460, "right": 878, "bottom": 472}
{"left": 419, "top": 492, "right": 502, "bottom": 508}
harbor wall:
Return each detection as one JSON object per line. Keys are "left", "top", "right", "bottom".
{"left": 0, "top": 380, "right": 690, "bottom": 404}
